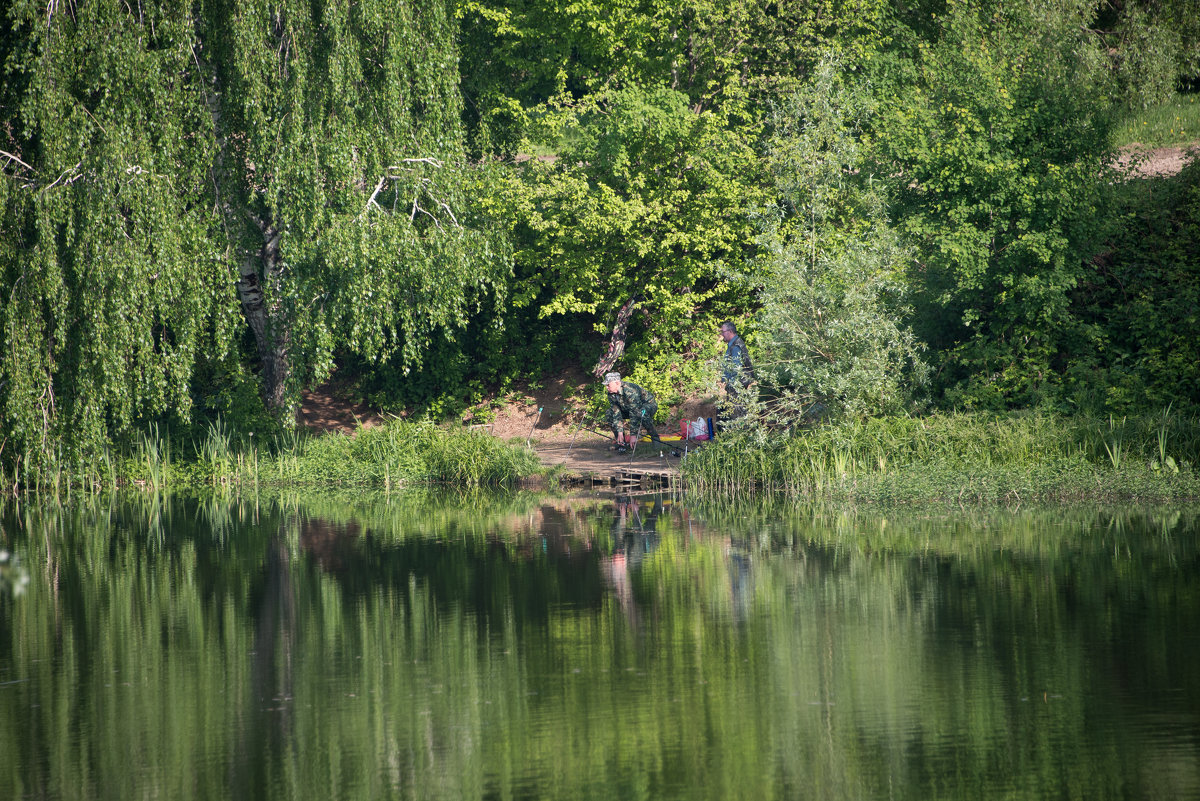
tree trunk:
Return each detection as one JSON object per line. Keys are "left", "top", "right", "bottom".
{"left": 236, "top": 221, "right": 290, "bottom": 412}
{"left": 199, "top": 50, "right": 291, "bottom": 413}
{"left": 592, "top": 295, "right": 639, "bottom": 378}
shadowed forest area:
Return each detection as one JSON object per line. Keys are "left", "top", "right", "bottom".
{"left": 1, "top": 0, "right": 1198, "bottom": 490}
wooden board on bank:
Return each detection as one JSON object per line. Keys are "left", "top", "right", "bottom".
{"left": 532, "top": 439, "right": 698, "bottom": 488}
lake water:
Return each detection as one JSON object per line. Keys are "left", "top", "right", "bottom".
{"left": 2, "top": 491, "right": 1198, "bottom": 800}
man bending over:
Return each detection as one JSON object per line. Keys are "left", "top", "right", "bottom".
{"left": 604, "top": 372, "right": 662, "bottom": 452}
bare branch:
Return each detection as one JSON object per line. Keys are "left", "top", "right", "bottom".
{"left": 1, "top": 150, "right": 34, "bottom": 172}
{"left": 364, "top": 168, "right": 462, "bottom": 231}
{"left": 433, "top": 198, "right": 460, "bottom": 229}
{"left": 44, "top": 162, "right": 82, "bottom": 191}
{"left": 389, "top": 157, "right": 444, "bottom": 169}
{"left": 412, "top": 203, "right": 446, "bottom": 233}
{"left": 359, "top": 175, "right": 387, "bottom": 219}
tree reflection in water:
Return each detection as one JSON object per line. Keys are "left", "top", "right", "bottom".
{"left": 0, "top": 493, "right": 1197, "bottom": 801}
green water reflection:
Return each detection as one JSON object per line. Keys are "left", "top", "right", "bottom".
{"left": 1, "top": 492, "right": 1198, "bottom": 800}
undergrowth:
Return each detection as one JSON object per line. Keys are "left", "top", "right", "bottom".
{"left": 682, "top": 409, "right": 1200, "bottom": 502}
{"left": 1113, "top": 92, "right": 1200, "bottom": 148}
{"left": 57, "top": 418, "right": 544, "bottom": 493}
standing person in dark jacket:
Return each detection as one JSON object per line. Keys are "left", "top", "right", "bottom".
{"left": 718, "top": 321, "right": 754, "bottom": 430}
{"left": 604, "top": 372, "right": 662, "bottom": 451}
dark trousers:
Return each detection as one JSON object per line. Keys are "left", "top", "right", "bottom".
{"left": 717, "top": 384, "right": 753, "bottom": 432}
{"left": 615, "top": 413, "right": 660, "bottom": 442}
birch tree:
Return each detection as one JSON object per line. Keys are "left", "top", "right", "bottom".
{"left": 0, "top": 0, "right": 504, "bottom": 480}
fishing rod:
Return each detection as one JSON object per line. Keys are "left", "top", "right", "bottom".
{"left": 568, "top": 412, "right": 692, "bottom": 456}
{"left": 525, "top": 406, "right": 543, "bottom": 448}
{"left": 567, "top": 410, "right": 588, "bottom": 456}
{"left": 629, "top": 410, "right": 695, "bottom": 458}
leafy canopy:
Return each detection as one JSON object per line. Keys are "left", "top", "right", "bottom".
{"left": 751, "top": 61, "right": 928, "bottom": 423}
{"left": 871, "top": 0, "right": 1116, "bottom": 408}
{"left": 0, "top": 0, "right": 505, "bottom": 481}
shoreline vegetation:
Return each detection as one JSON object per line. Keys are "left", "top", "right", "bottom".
{"left": 683, "top": 410, "right": 1200, "bottom": 503}
{"left": 6, "top": 409, "right": 1197, "bottom": 505}
{"left": 3, "top": 4, "right": 1198, "bottom": 504}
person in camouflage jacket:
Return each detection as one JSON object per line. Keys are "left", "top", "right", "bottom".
{"left": 604, "top": 372, "right": 661, "bottom": 450}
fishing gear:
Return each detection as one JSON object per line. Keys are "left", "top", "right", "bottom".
{"left": 570, "top": 413, "right": 688, "bottom": 456}
{"left": 525, "top": 406, "right": 543, "bottom": 448}
{"left": 567, "top": 410, "right": 588, "bottom": 456}
{"left": 627, "top": 409, "right": 647, "bottom": 463}
{"left": 629, "top": 410, "right": 688, "bottom": 458}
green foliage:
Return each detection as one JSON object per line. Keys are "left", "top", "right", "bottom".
{"left": 872, "top": 0, "right": 1117, "bottom": 407}
{"left": 457, "top": 0, "right": 893, "bottom": 396}
{"left": 457, "top": 0, "right": 891, "bottom": 154}
{"left": 1090, "top": 0, "right": 1200, "bottom": 109}
{"left": 3, "top": 0, "right": 1196, "bottom": 491}
{"left": 1066, "top": 155, "right": 1200, "bottom": 413}
{"left": 682, "top": 409, "right": 1200, "bottom": 500}
{"left": 751, "top": 61, "right": 928, "bottom": 422}
{"left": 131, "top": 417, "right": 542, "bottom": 489}
{"left": 0, "top": 2, "right": 236, "bottom": 485}
{"left": 1105, "top": 3, "right": 1189, "bottom": 109}
{"left": 486, "top": 86, "right": 768, "bottom": 370}
{"left": 0, "top": 1, "right": 505, "bottom": 487}
{"left": 259, "top": 420, "right": 541, "bottom": 487}
{"left": 200, "top": 0, "right": 510, "bottom": 407}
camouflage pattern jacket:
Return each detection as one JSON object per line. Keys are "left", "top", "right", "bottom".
{"left": 606, "top": 381, "right": 657, "bottom": 431}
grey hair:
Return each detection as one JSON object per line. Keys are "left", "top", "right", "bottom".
{"left": 719, "top": 320, "right": 737, "bottom": 334}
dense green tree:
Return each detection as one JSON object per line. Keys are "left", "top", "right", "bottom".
{"left": 1068, "top": 158, "right": 1200, "bottom": 412}
{"left": 751, "top": 62, "right": 928, "bottom": 423}
{"left": 0, "top": 2, "right": 234, "bottom": 474}
{"left": 1088, "top": 0, "right": 1200, "bottom": 106}
{"left": 0, "top": 0, "right": 504, "bottom": 479}
{"left": 482, "top": 87, "right": 767, "bottom": 382}
{"left": 457, "top": 1, "right": 893, "bottom": 390}
{"left": 871, "top": 0, "right": 1116, "bottom": 407}
{"left": 893, "top": 0, "right": 1199, "bottom": 108}
{"left": 200, "top": 0, "right": 507, "bottom": 411}
{"left": 457, "top": 0, "right": 891, "bottom": 154}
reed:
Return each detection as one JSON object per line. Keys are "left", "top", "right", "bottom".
{"left": 194, "top": 418, "right": 236, "bottom": 485}
{"left": 255, "top": 419, "right": 541, "bottom": 488}
{"left": 137, "top": 423, "right": 171, "bottom": 489}
{"left": 424, "top": 428, "right": 542, "bottom": 486}
{"left": 682, "top": 409, "right": 1200, "bottom": 500}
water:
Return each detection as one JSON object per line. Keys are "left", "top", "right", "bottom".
{"left": 1, "top": 492, "right": 1198, "bottom": 800}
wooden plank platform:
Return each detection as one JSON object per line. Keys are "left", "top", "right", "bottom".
{"left": 533, "top": 439, "right": 688, "bottom": 488}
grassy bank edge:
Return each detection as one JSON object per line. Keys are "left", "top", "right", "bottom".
{"left": 680, "top": 410, "right": 1200, "bottom": 504}
{"left": 9, "top": 418, "right": 547, "bottom": 495}
{"left": 9, "top": 410, "right": 1200, "bottom": 505}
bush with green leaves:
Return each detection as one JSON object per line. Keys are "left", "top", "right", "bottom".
{"left": 748, "top": 62, "right": 928, "bottom": 424}
{"left": 1066, "top": 155, "right": 1200, "bottom": 413}
{"left": 871, "top": 0, "right": 1116, "bottom": 408}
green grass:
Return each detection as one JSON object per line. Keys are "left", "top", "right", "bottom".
{"left": 3, "top": 417, "right": 546, "bottom": 494}
{"left": 1113, "top": 92, "right": 1200, "bottom": 148}
{"left": 258, "top": 419, "right": 543, "bottom": 488}
{"left": 681, "top": 409, "right": 1200, "bottom": 503}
